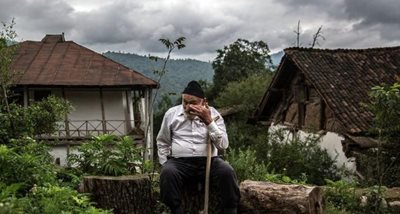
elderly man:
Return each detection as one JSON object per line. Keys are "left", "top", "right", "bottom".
{"left": 157, "top": 80, "right": 240, "bottom": 214}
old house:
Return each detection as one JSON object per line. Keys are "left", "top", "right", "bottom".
{"left": 251, "top": 46, "right": 400, "bottom": 171}
{"left": 10, "top": 34, "right": 158, "bottom": 165}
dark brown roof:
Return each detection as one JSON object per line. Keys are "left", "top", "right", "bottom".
{"left": 254, "top": 46, "right": 400, "bottom": 134}
{"left": 11, "top": 34, "right": 158, "bottom": 88}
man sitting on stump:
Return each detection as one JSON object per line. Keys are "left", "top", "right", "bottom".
{"left": 157, "top": 80, "right": 240, "bottom": 214}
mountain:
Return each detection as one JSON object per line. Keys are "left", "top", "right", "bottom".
{"left": 103, "top": 50, "right": 284, "bottom": 106}
{"left": 270, "top": 51, "right": 284, "bottom": 67}
{"left": 103, "top": 51, "right": 214, "bottom": 105}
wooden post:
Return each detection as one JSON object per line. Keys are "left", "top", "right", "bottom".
{"left": 23, "top": 86, "right": 28, "bottom": 108}
{"left": 124, "top": 90, "right": 132, "bottom": 134}
{"left": 99, "top": 88, "right": 107, "bottom": 134}
{"left": 62, "top": 87, "right": 70, "bottom": 138}
{"left": 319, "top": 99, "right": 326, "bottom": 130}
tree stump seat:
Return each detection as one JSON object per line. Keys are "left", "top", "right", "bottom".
{"left": 82, "top": 175, "right": 153, "bottom": 214}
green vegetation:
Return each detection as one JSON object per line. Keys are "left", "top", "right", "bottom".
{"left": 225, "top": 125, "right": 340, "bottom": 185}
{"left": 210, "top": 38, "right": 272, "bottom": 100}
{"left": 0, "top": 98, "right": 110, "bottom": 214}
{"left": 68, "top": 135, "right": 144, "bottom": 176}
{"left": 214, "top": 72, "right": 273, "bottom": 118}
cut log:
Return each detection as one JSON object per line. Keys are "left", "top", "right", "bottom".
{"left": 82, "top": 175, "right": 153, "bottom": 214}
{"left": 239, "top": 180, "right": 324, "bottom": 214}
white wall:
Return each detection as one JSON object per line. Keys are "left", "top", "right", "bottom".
{"left": 65, "top": 90, "right": 127, "bottom": 136}
{"left": 49, "top": 145, "right": 80, "bottom": 167}
{"left": 269, "top": 124, "right": 356, "bottom": 172}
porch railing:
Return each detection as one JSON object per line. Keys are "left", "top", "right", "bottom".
{"left": 39, "top": 120, "right": 142, "bottom": 139}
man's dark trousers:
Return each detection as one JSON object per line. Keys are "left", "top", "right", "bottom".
{"left": 160, "top": 156, "right": 240, "bottom": 214}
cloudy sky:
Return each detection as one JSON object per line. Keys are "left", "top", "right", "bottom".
{"left": 1, "top": 0, "right": 399, "bottom": 61}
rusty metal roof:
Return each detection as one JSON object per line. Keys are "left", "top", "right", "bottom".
{"left": 254, "top": 46, "right": 400, "bottom": 135}
{"left": 11, "top": 34, "right": 158, "bottom": 88}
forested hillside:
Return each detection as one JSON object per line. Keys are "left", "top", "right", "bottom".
{"left": 103, "top": 51, "right": 214, "bottom": 104}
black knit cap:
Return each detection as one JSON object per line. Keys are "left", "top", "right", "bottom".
{"left": 182, "top": 80, "right": 205, "bottom": 98}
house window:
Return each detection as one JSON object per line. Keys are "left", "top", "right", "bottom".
{"left": 9, "top": 89, "right": 24, "bottom": 106}
{"left": 34, "top": 90, "right": 52, "bottom": 101}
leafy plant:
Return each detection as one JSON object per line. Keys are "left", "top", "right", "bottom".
{"left": 68, "top": 134, "right": 144, "bottom": 176}
{"left": 0, "top": 142, "right": 57, "bottom": 193}
{"left": 357, "top": 83, "right": 400, "bottom": 187}
{"left": 225, "top": 122, "right": 339, "bottom": 185}
{"left": 325, "top": 179, "right": 359, "bottom": 212}
{"left": 0, "top": 183, "right": 111, "bottom": 214}
{"left": 214, "top": 72, "right": 273, "bottom": 118}
{"left": 264, "top": 129, "right": 340, "bottom": 185}
{"left": 0, "top": 18, "right": 18, "bottom": 113}
{"left": 0, "top": 96, "right": 71, "bottom": 144}
{"left": 210, "top": 38, "right": 272, "bottom": 99}
{"left": 225, "top": 148, "right": 307, "bottom": 184}
{"left": 226, "top": 148, "right": 270, "bottom": 182}
{"left": 325, "top": 179, "right": 395, "bottom": 214}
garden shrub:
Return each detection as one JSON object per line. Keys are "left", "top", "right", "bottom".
{"left": 226, "top": 148, "right": 307, "bottom": 184}
{"left": 68, "top": 134, "right": 144, "bottom": 176}
{"left": 0, "top": 182, "right": 111, "bottom": 214}
{"left": 0, "top": 142, "right": 57, "bottom": 193}
{"left": 0, "top": 96, "right": 71, "bottom": 144}
{"left": 357, "top": 83, "right": 400, "bottom": 187}
{"left": 226, "top": 122, "right": 340, "bottom": 185}
{"left": 325, "top": 179, "right": 395, "bottom": 214}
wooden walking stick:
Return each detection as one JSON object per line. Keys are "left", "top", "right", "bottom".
{"left": 203, "top": 115, "right": 220, "bottom": 214}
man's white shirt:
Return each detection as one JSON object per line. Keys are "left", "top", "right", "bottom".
{"left": 156, "top": 105, "right": 229, "bottom": 165}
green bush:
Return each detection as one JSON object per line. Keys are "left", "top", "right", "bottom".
{"left": 0, "top": 96, "right": 71, "bottom": 144}
{"left": 226, "top": 123, "right": 340, "bottom": 185}
{"left": 0, "top": 183, "right": 111, "bottom": 214}
{"left": 225, "top": 148, "right": 270, "bottom": 182}
{"left": 0, "top": 141, "right": 110, "bottom": 213}
{"left": 325, "top": 179, "right": 395, "bottom": 214}
{"left": 226, "top": 148, "right": 306, "bottom": 184}
{"left": 214, "top": 72, "right": 272, "bottom": 119}
{"left": 357, "top": 83, "right": 400, "bottom": 187}
{"left": 262, "top": 129, "right": 340, "bottom": 185}
{"left": 0, "top": 142, "right": 57, "bottom": 193}
{"left": 325, "top": 179, "right": 359, "bottom": 212}
{"left": 68, "top": 134, "right": 144, "bottom": 176}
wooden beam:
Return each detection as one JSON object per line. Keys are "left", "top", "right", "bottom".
{"left": 320, "top": 99, "right": 326, "bottom": 130}
{"left": 62, "top": 87, "right": 70, "bottom": 138}
{"left": 99, "top": 88, "right": 107, "bottom": 133}
{"left": 124, "top": 90, "right": 132, "bottom": 134}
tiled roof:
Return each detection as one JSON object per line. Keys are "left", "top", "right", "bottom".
{"left": 284, "top": 47, "right": 400, "bottom": 134}
{"left": 11, "top": 34, "right": 158, "bottom": 88}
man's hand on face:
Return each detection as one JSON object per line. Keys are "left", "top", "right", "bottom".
{"left": 187, "top": 103, "right": 212, "bottom": 125}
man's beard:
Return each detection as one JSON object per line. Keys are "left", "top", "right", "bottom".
{"left": 184, "top": 111, "right": 196, "bottom": 120}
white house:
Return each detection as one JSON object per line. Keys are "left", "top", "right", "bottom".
{"left": 11, "top": 34, "right": 158, "bottom": 165}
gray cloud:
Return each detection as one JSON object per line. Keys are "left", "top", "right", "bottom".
{"left": 0, "top": 0, "right": 74, "bottom": 36}
{"left": 343, "top": 0, "right": 400, "bottom": 41}
{"left": 1, "top": 0, "right": 400, "bottom": 61}
{"left": 344, "top": 0, "right": 400, "bottom": 26}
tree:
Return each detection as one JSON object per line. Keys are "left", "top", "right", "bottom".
{"left": 210, "top": 39, "right": 272, "bottom": 100}
{"left": 360, "top": 83, "right": 400, "bottom": 187}
{"left": 293, "top": 20, "right": 325, "bottom": 48}
{"left": 0, "top": 18, "right": 18, "bottom": 114}
{"left": 214, "top": 72, "right": 273, "bottom": 120}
